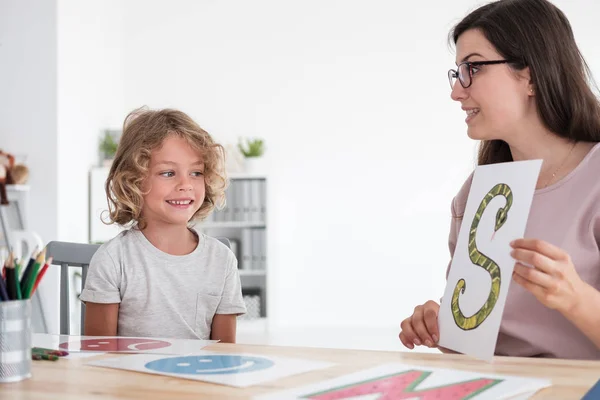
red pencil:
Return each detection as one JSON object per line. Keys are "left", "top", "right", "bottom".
{"left": 31, "top": 257, "right": 52, "bottom": 296}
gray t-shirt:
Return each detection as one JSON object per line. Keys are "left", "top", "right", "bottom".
{"left": 80, "top": 228, "right": 246, "bottom": 339}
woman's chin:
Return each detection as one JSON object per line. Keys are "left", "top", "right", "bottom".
{"left": 466, "top": 127, "right": 488, "bottom": 141}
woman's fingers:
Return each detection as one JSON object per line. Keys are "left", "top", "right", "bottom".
{"left": 400, "top": 301, "right": 440, "bottom": 349}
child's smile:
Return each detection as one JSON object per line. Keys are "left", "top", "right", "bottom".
{"left": 166, "top": 197, "right": 195, "bottom": 209}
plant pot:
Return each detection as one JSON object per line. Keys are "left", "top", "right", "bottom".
{"left": 244, "top": 157, "right": 266, "bottom": 174}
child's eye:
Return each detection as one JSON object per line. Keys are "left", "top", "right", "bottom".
{"left": 159, "top": 171, "right": 175, "bottom": 177}
{"left": 191, "top": 171, "right": 204, "bottom": 177}
{"left": 470, "top": 66, "right": 481, "bottom": 75}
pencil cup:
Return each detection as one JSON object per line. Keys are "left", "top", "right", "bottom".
{"left": 0, "top": 299, "right": 32, "bottom": 383}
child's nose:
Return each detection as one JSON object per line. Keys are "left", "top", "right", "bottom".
{"left": 177, "top": 176, "right": 193, "bottom": 191}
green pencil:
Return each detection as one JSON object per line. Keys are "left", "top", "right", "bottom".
{"left": 32, "top": 353, "right": 59, "bottom": 361}
{"left": 23, "top": 250, "right": 45, "bottom": 299}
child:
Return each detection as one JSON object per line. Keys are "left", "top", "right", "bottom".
{"left": 399, "top": 0, "right": 600, "bottom": 359}
{"left": 80, "top": 107, "right": 247, "bottom": 342}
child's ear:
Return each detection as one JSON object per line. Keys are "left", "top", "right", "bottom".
{"left": 139, "top": 176, "right": 151, "bottom": 194}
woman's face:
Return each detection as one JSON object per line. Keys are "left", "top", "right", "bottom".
{"left": 450, "top": 29, "right": 534, "bottom": 142}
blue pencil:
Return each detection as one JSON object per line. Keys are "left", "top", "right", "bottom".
{"left": 0, "top": 275, "right": 8, "bottom": 301}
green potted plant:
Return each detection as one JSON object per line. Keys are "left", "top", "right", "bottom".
{"left": 99, "top": 130, "right": 120, "bottom": 167}
{"left": 238, "top": 138, "right": 266, "bottom": 173}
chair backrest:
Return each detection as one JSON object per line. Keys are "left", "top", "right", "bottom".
{"left": 46, "top": 237, "right": 230, "bottom": 335}
{"left": 45, "top": 241, "right": 101, "bottom": 335}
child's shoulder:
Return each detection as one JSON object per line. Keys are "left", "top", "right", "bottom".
{"left": 193, "top": 231, "right": 235, "bottom": 261}
{"left": 94, "top": 228, "right": 140, "bottom": 256}
{"left": 198, "top": 232, "right": 234, "bottom": 253}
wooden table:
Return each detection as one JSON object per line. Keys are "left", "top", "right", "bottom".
{"left": 3, "top": 343, "right": 599, "bottom": 399}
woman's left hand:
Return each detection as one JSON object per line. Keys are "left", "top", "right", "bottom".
{"left": 510, "top": 238, "right": 586, "bottom": 315}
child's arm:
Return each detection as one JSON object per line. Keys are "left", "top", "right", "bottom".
{"left": 84, "top": 303, "right": 120, "bottom": 336}
{"left": 211, "top": 251, "right": 247, "bottom": 342}
{"left": 210, "top": 314, "right": 237, "bottom": 343}
{"left": 79, "top": 247, "right": 122, "bottom": 336}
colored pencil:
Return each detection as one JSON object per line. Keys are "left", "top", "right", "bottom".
{"left": 32, "top": 353, "right": 59, "bottom": 361}
{"left": 4, "top": 253, "right": 19, "bottom": 300}
{"left": 0, "top": 256, "right": 10, "bottom": 301}
{"left": 20, "top": 246, "right": 38, "bottom": 279}
{"left": 22, "top": 249, "right": 45, "bottom": 299}
{"left": 14, "top": 258, "right": 22, "bottom": 300}
{"left": 32, "top": 347, "right": 69, "bottom": 357}
{"left": 20, "top": 249, "right": 42, "bottom": 295}
{"left": 19, "top": 249, "right": 38, "bottom": 288}
{"left": 31, "top": 257, "right": 52, "bottom": 297}
{"left": 0, "top": 272, "right": 8, "bottom": 301}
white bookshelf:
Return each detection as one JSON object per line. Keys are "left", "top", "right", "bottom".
{"left": 197, "top": 174, "right": 268, "bottom": 319}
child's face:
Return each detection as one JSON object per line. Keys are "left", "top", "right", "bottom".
{"left": 141, "top": 135, "right": 206, "bottom": 228}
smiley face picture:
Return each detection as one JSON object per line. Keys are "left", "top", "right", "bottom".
{"left": 33, "top": 334, "right": 216, "bottom": 356}
{"left": 59, "top": 337, "right": 172, "bottom": 352}
{"left": 87, "top": 352, "right": 335, "bottom": 387}
{"left": 144, "top": 355, "right": 275, "bottom": 375}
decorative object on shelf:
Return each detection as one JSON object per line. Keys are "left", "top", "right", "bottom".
{"left": 12, "top": 164, "right": 29, "bottom": 185}
{"left": 238, "top": 138, "right": 266, "bottom": 174}
{"left": 99, "top": 129, "right": 120, "bottom": 167}
{"left": 0, "top": 150, "right": 15, "bottom": 205}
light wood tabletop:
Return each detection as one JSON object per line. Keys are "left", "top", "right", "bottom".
{"left": 3, "top": 343, "right": 599, "bottom": 399}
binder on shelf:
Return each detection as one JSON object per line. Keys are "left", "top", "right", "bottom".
{"left": 232, "top": 180, "right": 243, "bottom": 221}
{"left": 241, "top": 228, "right": 253, "bottom": 270}
{"left": 252, "top": 229, "right": 262, "bottom": 271}
{"left": 249, "top": 180, "right": 261, "bottom": 222}
{"left": 241, "top": 180, "right": 252, "bottom": 222}
{"left": 261, "top": 229, "right": 267, "bottom": 271}
{"left": 259, "top": 179, "right": 266, "bottom": 223}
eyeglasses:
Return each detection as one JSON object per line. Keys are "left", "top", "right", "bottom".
{"left": 448, "top": 60, "right": 510, "bottom": 90}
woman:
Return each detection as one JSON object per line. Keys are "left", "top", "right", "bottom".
{"left": 399, "top": 0, "right": 600, "bottom": 359}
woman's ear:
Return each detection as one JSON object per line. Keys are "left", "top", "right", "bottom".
{"left": 519, "top": 67, "right": 535, "bottom": 96}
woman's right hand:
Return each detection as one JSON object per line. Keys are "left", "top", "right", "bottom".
{"left": 399, "top": 300, "right": 440, "bottom": 349}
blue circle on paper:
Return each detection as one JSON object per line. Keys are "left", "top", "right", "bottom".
{"left": 144, "top": 355, "right": 274, "bottom": 375}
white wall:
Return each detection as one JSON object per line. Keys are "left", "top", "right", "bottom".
{"left": 0, "top": 0, "right": 58, "bottom": 251}
{"left": 119, "top": 0, "right": 600, "bottom": 330}
{"left": 0, "top": 0, "right": 59, "bottom": 333}
{"left": 2, "top": 0, "right": 599, "bottom": 334}
{"left": 57, "top": 0, "right": 125, "bottom": 243}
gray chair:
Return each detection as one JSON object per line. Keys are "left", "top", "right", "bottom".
{"left": 46, "top": 237, "right": 231, "bottom": 335}
{"left": 46, "top": 241, "right": 101, "bottom": 335}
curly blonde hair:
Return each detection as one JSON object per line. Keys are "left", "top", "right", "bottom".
{"left": 105, "top": 107, "right": 227, "bottom": 229}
